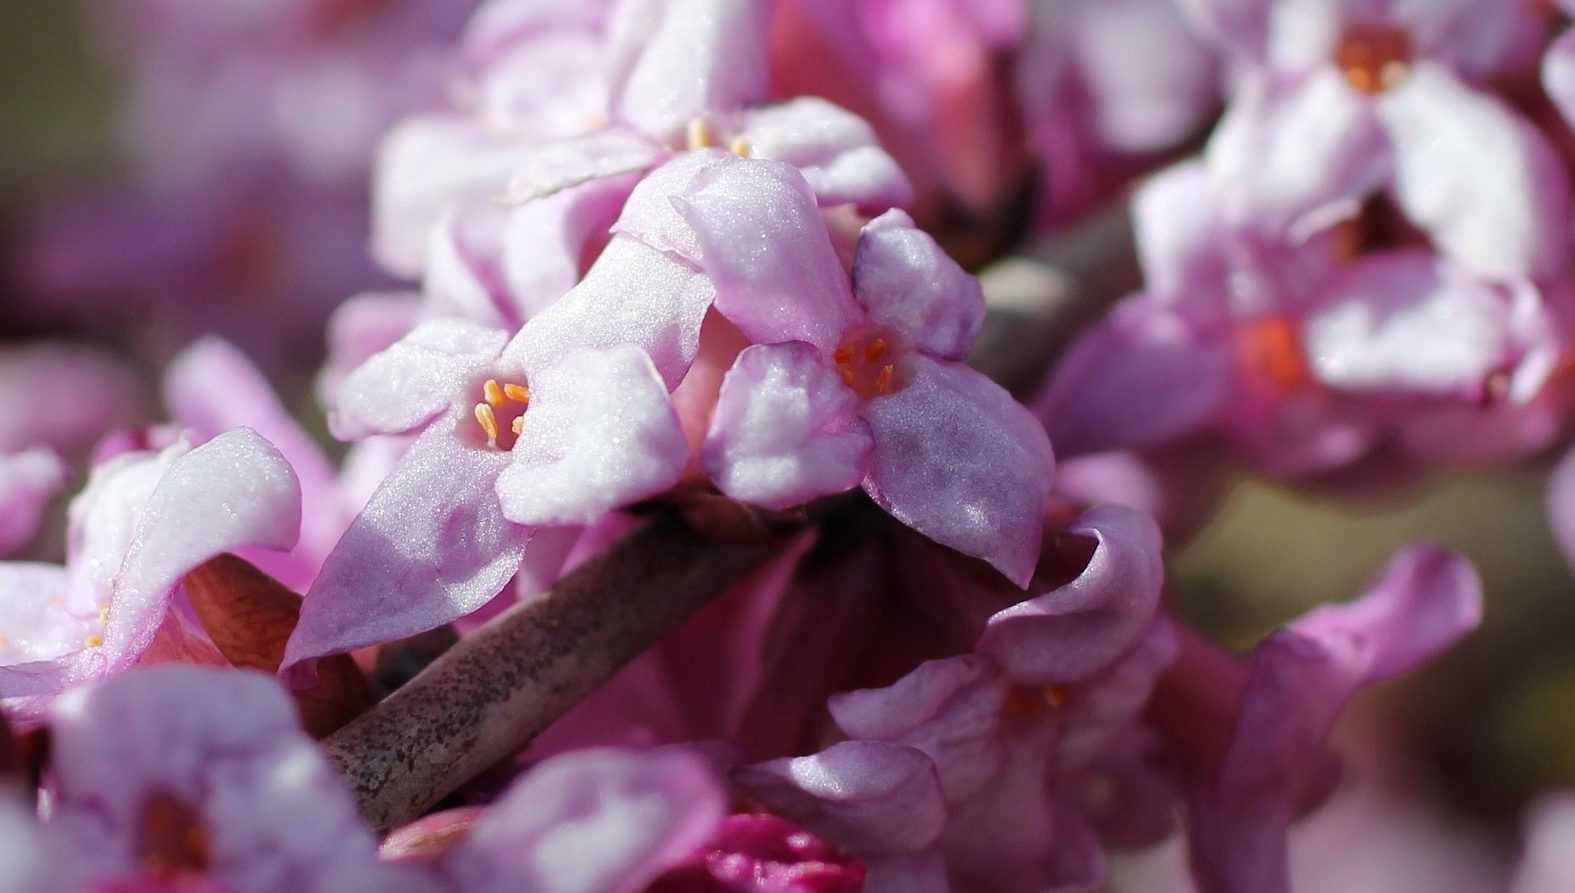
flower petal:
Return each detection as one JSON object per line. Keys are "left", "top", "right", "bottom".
{"left": 1379, "top": 62, "right": 1570, "bottom": 279}
{"left": 0, "top": 563, "right": 83, "bottom": 668}
{"left": 606, "top": 0, "right": 772, "bottom": 144}
{"left": 852, "top": 209, "right": 984, "bottom": 361}
{"left": 318, "top": 291, "right": 425, "bottom": 409}
{"left": 498, "top": 345, "right": 687, "bottom": 526}
{"left": 1544, "top": 28, "right": 1575, "bottom": 131}
{"left": 329, "top": 319, "right": 507, "bottom": 442}
{"left": 283, "top": 427, "right": 528, "bottom": 667}
{"left": 0, "top": 449, "right": 66, "bottom": 556}
{"left": 1034, "top": 297, "right": 1231, "bottom": 457}
{"left": 978, "top": 505, "right": 1164, "bottom": 684}
{"left": 735, "top": 741, "right": 948, "bottom": 856}
{"left": 505, "top": 129, "right": 662, "bottom": 204}
{"left": 499, "top": 170, "right": 644, "bottom": 321}
{"left": 446, "top": 748, "right": 725, "bottom": 893}
{"left": 506, "top": 235, "right": 717, "bottom": 391}
{"left": 1302, "top": 250, "right": 1521, "bottom": 397}
{"left": 671, "top": 157, "right": 862, "bottom": 354}
{"left": 737, "top": 97, "right": 914, "bottom": 211}
{"left": 864, "top": 355, "right": 1053, "bottom": 586}
{"left": 701, "top": 342, "right": 873, "bottom": 509}
{"left": 104, "top": 428, "right": 302, "bottom": 674}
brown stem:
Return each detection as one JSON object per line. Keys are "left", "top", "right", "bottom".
{"left": 324, "top": 510, "right": 793, "bottom": 830}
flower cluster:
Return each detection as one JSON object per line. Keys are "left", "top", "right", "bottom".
{"left": 9, "top": 0, "right": 1572, "bottom": 891}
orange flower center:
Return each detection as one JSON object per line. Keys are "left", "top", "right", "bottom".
{"left": 472, "top": 378, "right": 530, "bottom": 451}
{"left": 1001, "top": 684, "right": 1067, "bottom": 719}
{"left": 1335, "top": 24, "right": 1413, "bottom": 94}
{"left": 832, "top": 328, "right": 906, "bottom": 401}
{"left": 1234, "top": 316, "right": 1313, "bottom": 394}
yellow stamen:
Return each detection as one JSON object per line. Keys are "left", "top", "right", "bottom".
{"left": 511, "top": 416, "right": 524, "bottom": 436}
{"left": 98, "top": 605, "right": 110, "bottom": 622}
{"left": 503, "top": 383, "right": 531, "bottom": 403}
{"left": 474, "top": 403, "right": 500, "bottom": 445}
{"left": 686, "top": 117, "right": 714, "bottom": 151}
{"left": 729, "top": 135, "right": 752, "bottom": 158}
{"left": 865, "top": 338, "right": 888, "bottom": 361}
{"left": 483, "top": 379, "right": 506, "bottom": 408}
{"left": 84, "top": 634, "right": 104, "bottom": 648}
{"left": 875, "top": 364, "right": 895, "bottom": 395}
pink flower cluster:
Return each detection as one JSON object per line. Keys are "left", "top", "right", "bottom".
{"left": 12, "top": 0, "right": 1575, "bottom": 891}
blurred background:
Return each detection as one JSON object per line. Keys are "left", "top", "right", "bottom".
{"left": 3, "top": 2, "right": 1572, "bottom": 889}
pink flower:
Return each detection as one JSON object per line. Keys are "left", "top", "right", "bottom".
{"left": 0, "top": 449, "right": 67, "bottom": 557}
{"left": 7, "top": 665, "right": 431, "bottom": 893}
{"left": 283, "top": 311, "right": 687, "bottom": 667}
{"left": 0, "top": 430, "right": 301, "bottom": 721}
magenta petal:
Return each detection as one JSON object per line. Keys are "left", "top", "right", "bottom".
{"left": 0, "top": 449, "right": 66, "bottom": 556}
{"left": 606, "top": 0, "right": 772, "bottom": 143}
{"left": 1035, "top": 298, "right": 1230, "bottom": 457}
{"left": 863, "top": 355, "right": 1054, "bottom": 587}
{"left": 978, "top": 505, "right": 1164, "bottom": 684}
{"left": 851, "top": 209, "right": 985, "bottom": 362}
{"left": 1187, "top": 546, "right": 1483, "bottom": 893}
{"left": 330, "top": 320, "right": 507, "bottom": 442}
{"left": 672, "top": 157, "right": 862, "bottom": 353}
{"left": 1379, "top": 63, "right": 1571, "bottom": 279}
{"left": 827, "top": 655, "right": 1008, "bottom": 804}
{"left": 701, "top": 342, "right": 873, "bottom": 510}
{"left": 283, "top": 428, "right": 529, "bottom": 667}
{"left": 446, "top": 748, "right": 725, "bottom": 893}
{"left": 498, "top": 345, "right": 687, "bottom": 526}
{"left": 736, "top": 741, "right": 948, "bottom": 856}
{"left": 738, "top": 97, "right": 915, "bottom": 211}
{"left": 499, "top": 170, "right": 644, "bottom": 321}
{"left": 507, "top": 235, "right": 718, "bottom": 391}
{"left": 104, "top": 428, "right": 302, "bottom": 673}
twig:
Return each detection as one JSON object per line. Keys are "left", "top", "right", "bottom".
{"left": 324, "top": 511, "right": 793, "bottom": 830}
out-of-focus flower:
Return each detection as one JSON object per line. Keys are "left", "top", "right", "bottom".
{"left": 2, "top": 665, "right": 429, "bottom": 893}
{"left": 1513, "top": 795, "right": 1575, "bottom": 893}
{"left": 1148, "top": 545, "right": 1483, "bottom": 893}
{"left": 1543, "top": 0, "right": 1575, "bottom": 129}
{"left": 1185, "top": 0, "right": 1564, "bottom": 281}
{"left": 0, "top": 429, "right": 300, "bottom": 721}
{"left": 0, "top": 449, "right": 66, "bottom": 557}
{"left": 0, "top": 342, "right": 154, "bottom": 459}
{"left": 1018, "top": 0, "right": 1220, "bottom": 226}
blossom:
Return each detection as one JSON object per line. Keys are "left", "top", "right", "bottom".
{"left": 0, "top": 428, "right": 301, "bottom": 720}
{"left": 376, "top": 0, "right": 911, "bottom": 330}
{"left": 1149, "top": 545, "right": 1483, "bottom": 893}
{"left": 1185, "top": 0, "right": 1565, "bottom": 280}
{"left": 8, "top": 665, "right": 429, "bottom": 893}
{"left": 0, "top": 449, "right": 66, "bottom": 557}
{"left": 1513, "top": 795, "right": 1575, "bottom": 893}
{"left": 282, "top": 313, "right": 687, "bottom": 667}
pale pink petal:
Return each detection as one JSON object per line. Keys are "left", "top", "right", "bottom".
{"left": 737, "top": 97, "right": 914, "bottom": 210}
{"left": 317, "top": 291, "right": 425, "bottom": 409}
{"left": 1544, "top": 29, "right": 1575, "bottom": 131}
{"left": 283, "top": 428, "right": 528, "bottom": 667}
{"left": 505, "top": 129, "right": 662, "bottom": 203}
{"left": 979, "top": 504, "right": 1164, "bottom": 684}
{"left": 372, "top": 114, "right": 523, "bottom": 278}
{"left": 498, "top": 346, "right": 687, "bottom": 526}
{"left": 0, "top": 342, "right": 153, "bottom": 456}
{"left": 1302, "top": 250, "right": 1522, "bottom": 397}
{"left": 103, "top": 428, "right": 302, "bottom": 673}
{"left": 329, "top": 319, "right": 508, "bottom": 442}
{"left": 499, "top": 170, "right": 644, "bottom": 320}
{"left": 1378, "top": 62, "right": 1570, "bottom": 279}
{"left": 863, "top": 355, "right": 1054, "bottom": 586}
{"left": 506, "top": 236, "right": 717, "bottom": 391}
{"left": 672, "top": 157, "right": 862, "bottom": 353}
{"left": 736, "top": 741, "right": 948, "bottom": 856}
{"left": 470, "top": 29, "right": 609, "bottom": 136}
{"left": 1514, "top": 795, "right": 1575, "bottom": 893}
{"left": 606, "top": 0, "right": 772, "bottom": 144}
{"left": 1206, "top": 71, "right": 1389, "bottom": 238}
{"left": 851, "top": 210, "right": 984, "bottom": 361}
{"left": 607, "top": 149, "right": 735, "bottom": 263}
{"left": 1175, "top": 0, "right": 1271, "bottom": 61}
{"left": 0, "top": 563, "right": 84, "bottom": 667}
{"left": 1132, "top": 160, "right": 1227, "bottom": 301}
{"left": 1035, "top": 298, "right": 1231, "bottom": 456}
{"left": 424, "top": 204, "right": 516, "bottom": 330}
{"left": 701, "top": 342, "right": 873, "bottom": 509}
{"left": 446, "top": 748, "right": 725, "bottom": 893}
{"left": 828, "top": 655, "right": 1008, "bottom": 805}
{"left": 0, "top": 450, "right": 66, "bottom": 556}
